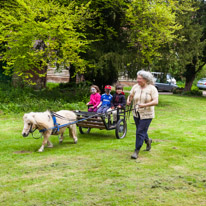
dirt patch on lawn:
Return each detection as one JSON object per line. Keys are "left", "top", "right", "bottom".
{"left": 13, "top": 150, "right": 33, "bottom": 154}
{"left": 153, "top": 139, "right": 171, "bottom": 142}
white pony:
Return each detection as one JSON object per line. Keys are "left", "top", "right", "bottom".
{"left": 22, "top": 110, "right": 78, "bottom": 152}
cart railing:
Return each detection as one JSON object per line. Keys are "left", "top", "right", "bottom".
{"left": 74, "top": 108, "right": 127, "bottom": 139}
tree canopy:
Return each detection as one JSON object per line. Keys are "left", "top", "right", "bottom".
{"left": 152, "top": 0, "right": 206, "bottom": 91}
{"left": 0, "top": 0, "right": 93, "bottom": 83}
{"left": 1, "top": 0, "right": 204, "bottom": 91}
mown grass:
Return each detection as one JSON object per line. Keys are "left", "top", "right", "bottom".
{"left": 0, "top": 95, "right": 206, "bottom": 206}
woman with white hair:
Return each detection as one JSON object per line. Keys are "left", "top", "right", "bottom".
{"left": 127, "top": 70, "right": 158, "bottom": 159}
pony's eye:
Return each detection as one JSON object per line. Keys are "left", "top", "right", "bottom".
{"left": 28, "top": 123, "right": 31, "bottom": 126}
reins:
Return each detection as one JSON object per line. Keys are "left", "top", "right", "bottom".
{"left": 39, "top": 111, "right": 105, "bottom": 133}
{"left": 125, "top": 104, "right": 139, "bottom": 124}
{"left": 51, "top": 111, "right": 76, "bottom": 122}
{"left": 29, "top": 106, "right": 138, "bottom": 136}
{"left": 29, "top": 124, "right": 42, "bottom": 139}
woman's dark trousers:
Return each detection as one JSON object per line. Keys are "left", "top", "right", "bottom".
{"left": 133, "top": 116, "right": 152, "bottom": 151}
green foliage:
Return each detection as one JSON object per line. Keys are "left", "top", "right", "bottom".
{"left": 58, "top": 80, "right": 91, "bottom": 89}
{"left": 175, "top": 1, "right": 206, "bottom": 91}
{"left": 173, "top": 87, "right": 184, "bottom": 94}
{"left": 176, "top": 81, "right": 185, "bottom": 88}
{"left": 173, "top": 86, "right": 202, "bottom": 96}
{"left": 0, "top": 0, "right": 203, "bottom": 90}
{"left": 182, "top": 87, "right": 203, "bottom": 96}
{"left": 82, "top": 0, "right": 130, "bottom": 89}
{"left": 84, "top": 0, "right": 188, "bottom": 85}
{"left": 0, "top": 0, "right": 94, "bottom": 82}
{"left": 46, "top": 82, "right": 60, "bottom": 89}
{"left": 174, "top": 2, "right": 205, "bottom": 67}
{"left": 152, "top": 1, "right": 206, "bottom": 91}
{"left": 0, "top": 82, "right": 90, "bottom": 114}
{"left": 123, "top": 86, "right": 132, "bottom": 91}
{"left": 196, "top": 65, "right": 206, "bottom": 79}
{"left": 84, "top": 52, "right": 120, "bottom": 90}
{"left": 126, "top": 0, "right": 183, "bottom": 68}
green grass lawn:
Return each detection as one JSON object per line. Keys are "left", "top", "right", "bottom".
{"left": 0, "top": 95, "right": 206, "bottom": 206}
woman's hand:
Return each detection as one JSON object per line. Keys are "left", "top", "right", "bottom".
{"left": 127, "top": 99, "right": 131, "bottom": 106}
{"left": 127, "top": 94, "right": 133, "bottom": 106}
{"left": 138, "top": 97, "right": 158, "bottom": 108}
{"left": 138, "top": 104, "right": 146, "bottom": 108}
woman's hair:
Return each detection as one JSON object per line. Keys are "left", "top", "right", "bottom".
{"left": 137, "top": 70, "right": 155, "bottom": 85}
{"left": 90, "top": 85, "right": 100, "bottom": 93}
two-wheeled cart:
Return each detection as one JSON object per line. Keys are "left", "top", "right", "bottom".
{"left": 74, "top": 108, "right": 127, "bottom": 139}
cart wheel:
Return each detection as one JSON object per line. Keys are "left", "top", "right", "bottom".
{"left": 79, "top": 127, "right": 91, "bottom": 134}
{"left": 115, "top": 119, "right": 127, "bottom": 139}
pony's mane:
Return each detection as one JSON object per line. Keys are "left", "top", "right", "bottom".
{"left": 25, "top": 110, "right": 52, "bottom": 129}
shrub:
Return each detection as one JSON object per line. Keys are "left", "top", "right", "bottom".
{"left": 173, "top": 87, "right": 202, "bottom": 96}
{"left": 0, "top": 82, "right": 90, "bottom": 114}
{"left": 176, "top": 81, "right": 185, "bottom": 88}
{"left": 173, "top": 88, "right": 184, "bottom": 94}
{"left": 182, "top": 88, "right": 202, "bottom": 96}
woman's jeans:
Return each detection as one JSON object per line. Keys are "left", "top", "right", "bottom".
{"left": 133, "top": 116, "right": 152, "bottom": 151}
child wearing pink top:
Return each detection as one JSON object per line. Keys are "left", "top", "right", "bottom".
{"left": 86, "top": 85, "right": 101, "bottom": 112}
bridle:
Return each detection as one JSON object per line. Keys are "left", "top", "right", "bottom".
{"left": 29, "top": 124, "right": 37, "bottom": 133}
{"left": 28, "top": 123, "right": 42, "bottom": 139}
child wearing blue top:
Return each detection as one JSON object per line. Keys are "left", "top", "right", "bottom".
{"left": 97, "top": 85, "right": 113, "bottom": 114}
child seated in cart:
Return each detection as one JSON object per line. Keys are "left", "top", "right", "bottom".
{"left": 107, "top": 84, "right": 126, "bottom": 124}
{"left": 97, "top": 85, "right": 113, "bottom": 114}
{"left": 86, "top": 85, "right": 101, "bottom": 112}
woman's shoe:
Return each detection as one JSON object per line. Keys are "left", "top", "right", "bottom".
{"left": 131, "top": 150, "right": 139, "bottom": 159}
{"left": 146, "top": 139, "right": 152, "bottom": 151}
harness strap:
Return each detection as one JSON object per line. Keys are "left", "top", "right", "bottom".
{"left": 29, "top": 124, "right": 38, "bottom": 134}
{"left": 51, "top": 112, "right": 76, "bottom": 121}
{"left": 39, "top": 106, "right": 137, "bottom": 134}
{"left": 39, "top": 112, "right": 103, "bottom": 133}
{"left": 51, "top": 113, "right": 60, "bottom": 134}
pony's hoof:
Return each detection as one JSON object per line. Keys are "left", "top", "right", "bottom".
{"left": 74, "top": 140, "right": 78, "bottom": 144}
{"left": 47, "top": 145, "right": 53, "bottom": 148}
{"left": 38, "top": 149, "right": 43, "bottom": 152}
{"left": 59, "top": 140, "right": 63, "bottom": 144}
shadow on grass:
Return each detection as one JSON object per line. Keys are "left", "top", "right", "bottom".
{"left": 77, "top": 130, "right": 119, "bottom": 141}
{"left": 10, "top": 128, "right": 124, "bottom": 154}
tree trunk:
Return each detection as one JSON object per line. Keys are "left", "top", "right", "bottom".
{"left": 69, "top": 64, "right": 76, "bottom": 83}
{"left": 183, "top": 63, "right": 196, "bottom": 92}
{"left": 12, "top": 73, "right": 24, "bottom": 88}
{"left": 184, "top": 75, "right": 195, "bottom": 91}
{"left": 28, "top": 65, "right": 47, "bottom": 89}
